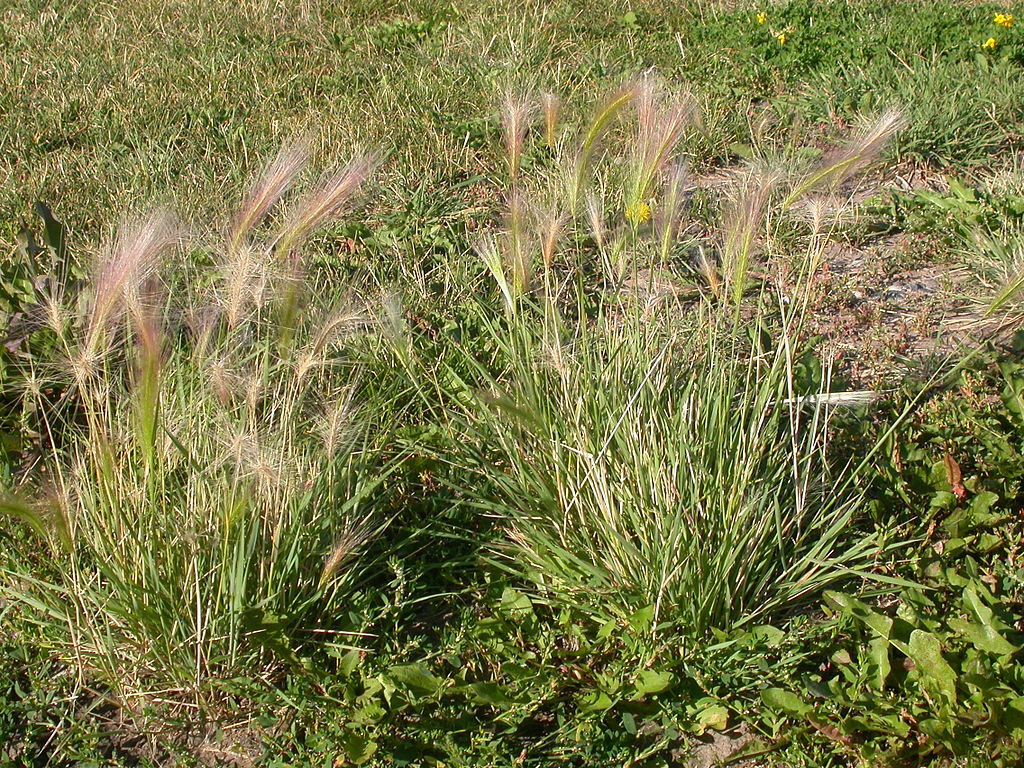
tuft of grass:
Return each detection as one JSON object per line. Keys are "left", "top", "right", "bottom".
{"left": 382, "top": 82, "right": 911, "bottom": 640}
{"left": 500, "top": 91, "right": 536, "bottom": 182}
{"left": 0, "top": 145, "right": 392, "bottom": 708}
{"left": 444, "top": 296, "right": 890, "bottom": 637}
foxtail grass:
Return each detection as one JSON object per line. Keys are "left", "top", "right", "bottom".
{"left": 483, "top": 80, "right": 900, "bottom": 301}
{"left": 0, "top": 145, "right": 392, "bottom": 708}
{"left": 436, "top": 290, "right": 895, "bottom": 638}
{"left": 500, "top": 92, "right": 536, "bottom": 182}
{"left": 405, "top": 81, "right": 912, "bottom": 639}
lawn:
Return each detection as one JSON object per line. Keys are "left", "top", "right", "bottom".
{"left": 1, "top": 1, "right": 1024, "bottom": 766}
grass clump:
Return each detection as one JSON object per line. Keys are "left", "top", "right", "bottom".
{"left": 3, "top": 2, "right": 1024, "bottom": 754}
{"left": 390, "top": 79, "right": 909, "bottom": 638}
{"left": 457, "top": 301, "right": 880, "bottom": 635}
{"left": 0, "top": 143, "right": 391, "bottom": 707}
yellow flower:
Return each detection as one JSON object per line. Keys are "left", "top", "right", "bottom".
{"left": 776, "top": 32, "right": 787, "bottom": 45}
{"left": 983, "top": 37, "right": 998, "bottom": 51}
{"left": 625, "top": 201, "right": 651, "bottom": 225}
{"left": 756, "top": 11, "right": 767, "bottom": 25}
{"left": 995, "top": 13, "right": 1014, "bottom": 28}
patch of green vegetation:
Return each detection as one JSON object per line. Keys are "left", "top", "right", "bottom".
{"left": 2, "top": 1, "right": 1022, "bottom": 238}
{"left": 2, "top": 2, "right": 1024, "bottom": 766}
{"left": 733, "top": 355, "right": 1024, "bottom": 766}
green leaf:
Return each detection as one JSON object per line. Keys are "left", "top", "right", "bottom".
{"left": 460, "top": 682, "right": 515, "bottom": 708}
{"left": 633, "top": 669, "right": 673, "bottom": 697}
{"left": 948, "top": 617, "right": 1017, "bottom": 656}
{"left": 970, "top": 491, "right": 999, "bottom": 516}
{"left": 498, "top": 588, "right": 536, "bottom": 625}
{"left": 331, "top": 648, "right": 361, "bottom": 678}
{"left": 621, "top": 711, "right": 637, "bottom": 735}
{"left": 751, "top": 624, "right": 785, "bottom": 646}
{"left": 0, "top": 496, "right": 48, "bottom": 542}
{"left": 579, "top": 690, "right": 614, "bottom": 712}
{"left": 340, "top": 732, "right": 378, "bottom": 765}
{"left": 868, "top": 637, "right": 891, "bottom": 691}
{"left": 387, "top": 663, "right": 443, "bottom": 697}
{"left": 597, "top": 618, "right": 617, "bottom": 639}
{"left": 1000, "top": 363, "right": 1024, "bottom": 425}
{"left": 824, "top": 591, "right": 892, "bottom": 640}
{"left": 34, "top": 201, "right": 66, "bottom": 262}
{"left": 627, "top": 605, "right": 654, "bottom": 634}
{"left": 831, "top": 649, "right": 852, "bottom": 666}
{"left": 947, "top": 177, "right": 977, "bottom": 203}
{"left": 694, "top": 703, "right": 730, "bottom": 733}
{"left": 728, "top": 142, "right": 755, "bottom": 160}
{"left": 351, "top": 700, "right": 385, "bottom": 726}
{"left": 918, "top": 717, "right": 951, "bottom": 741}
{"left": 843, "top": 712, "right": 909, "bottom": 737}
{"left": 761, "top": 688, "right": 809, "bottom": 715}
{"left": 1004, "top": 696, "right": 1024, "bottom": 734}
{"left": 950, "top": 587, "right": 1018, "bottom": 655}
{"left": 908, "top": 630, "right": 957, "bottom": 707}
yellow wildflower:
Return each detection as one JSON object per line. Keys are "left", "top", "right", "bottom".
{"left": 995, "top": 13, "right": 1014, "bottom": 28}
{"left": 625, "top": 201, "right": 651, "bottom": 225}
{"left": 776, "top": 32, "right": 787, "bottom": 45}
{"left": 756, "top": 12, "right": 767, "bottom": 25}
{"left": 983, "top": 37, "right": 998, "bottom": 51}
